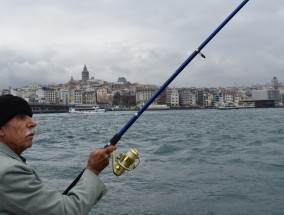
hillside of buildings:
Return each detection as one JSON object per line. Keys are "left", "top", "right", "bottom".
{"left": 1, "top": 65, "right": 283, "bottom": 110}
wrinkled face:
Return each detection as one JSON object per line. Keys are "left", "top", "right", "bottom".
{"left": 0, "top": 114, "right": 37, "bottom": 155}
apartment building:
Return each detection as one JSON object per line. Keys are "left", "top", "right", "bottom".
{"left": 136, "top": 86, "right": 158, "bottom": 108}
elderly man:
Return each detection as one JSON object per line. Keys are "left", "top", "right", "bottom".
{"left": 0, "top": 94, "right": 116, "bottom": 215}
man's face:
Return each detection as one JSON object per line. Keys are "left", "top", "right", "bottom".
{"left": 0, "top": 114, "right": 37, "bottom": 155}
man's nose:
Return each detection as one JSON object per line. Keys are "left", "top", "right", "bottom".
{"left": 27, "top": 117, "right": 37, "bottom": 128}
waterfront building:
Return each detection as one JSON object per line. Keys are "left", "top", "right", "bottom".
{"left": 165, "top": 88, "right": 180, "bottom": 107}
{"left": 196, "top": 89, "right": 205, "bottom": 107}
{"left": 33, "top": 88, "right": 47, "bottom": 104}
{"left": 166, "top": 88, "right": 172, "bottom": 106}
{"left": 68, "top": 89, "right": 75, "bottom": 104}
{"left": 136, "top": 85, "right": 158, "bottom": 108}
{"left": 68, "top": 89, "right": 83, "bottom": 105}
{"left": 156, "top": 88, "right": 167, "bottom": 105}
{"left": 58, "top": 89, "right": 69, "bottom": 105}
{"left": 252, "top": 89, "right": 281, "bottom": 105}
{"left": 223, "top": 93, "right": 234, "bottom": 103}
{"left": 82, "top": 91, "right": 96, "bottom": 105}
{"left": 233, "top": 90, "right": 247, "bottom": 104}
{"left": 178, "top": 88, "right": 191, "bottom": 107}
{"left": 213, "top": 91, "right": 221, "bottom": 104}
{"left": 206, "top": 92, "right": 214, "bottom": 107}
{"left": 170, "top": 88, "right": 179, "bottom": 107}
{"left": 189, "top": 92, "right": 197, "bottom": 107}
{"left": 74, "top": 89, "right": 83, "bottom": 104}
{"left": 110, "top": 81, "right": 135, "bottom": 96}
{"left": 9, "top": 88, "right": 27, "bottom": 99}
{"left": 96, "top": 88, "right": 108, "bottom": 104}
{"left": 219, "top": 95, "right": 224, "bottom": 104}
{"left": 36, "top": 87, "right": 56, "bottom": 103}
{"left": 177, "top": 88, "right": 197, "bottom": 107}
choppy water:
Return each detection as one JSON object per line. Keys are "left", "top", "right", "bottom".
{"left": 25, "top": 109, "right": 284, "bottom": 215}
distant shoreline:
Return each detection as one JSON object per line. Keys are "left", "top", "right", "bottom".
{"left": 31, "top": 105, "right": 284, "bottom": 114}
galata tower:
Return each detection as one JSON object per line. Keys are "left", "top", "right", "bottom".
{"left": 82, "top": 65, "right": 90, "bottom": 82}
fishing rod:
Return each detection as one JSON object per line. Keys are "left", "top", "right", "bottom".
{"left": 63, "top": 0, "right": 249, "bottom": 194}
{"left": 111, "top": 0, "right": 250, "bottom": 146}
{"left": 109, "top": 0, "right": 250, "bottom": 176}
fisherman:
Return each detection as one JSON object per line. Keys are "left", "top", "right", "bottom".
{"left": 0, "top": 94, "right": 117, "bottom": 215}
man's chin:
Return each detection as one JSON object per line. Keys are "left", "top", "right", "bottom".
{"left": 24, "top": 138, "right": 33, "bottom": 148}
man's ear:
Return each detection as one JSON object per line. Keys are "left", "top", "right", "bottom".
{"left": 0, "top": 128, "right": 4, "bottom": 137}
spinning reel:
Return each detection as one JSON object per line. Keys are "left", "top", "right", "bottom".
{"left": 111, "top": 148, "right": 140, "bottom": 176}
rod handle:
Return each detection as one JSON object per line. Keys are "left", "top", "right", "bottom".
{"left": 104, "top": 133, "right": 121, "bottom": 148}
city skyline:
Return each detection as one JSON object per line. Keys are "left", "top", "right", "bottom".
{"left": 0, "top": 0, "right": 283, "bottom": 89}
{"left": 0, "top": 64, "right": 282, "bottom": 91}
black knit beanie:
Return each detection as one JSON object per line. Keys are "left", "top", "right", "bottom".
{"left": 0, "top": 94, "right": 33, "bottom": 127}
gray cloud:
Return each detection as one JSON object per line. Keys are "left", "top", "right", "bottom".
{"left": 0, "top": 0, "right": 283, "bottom": 89}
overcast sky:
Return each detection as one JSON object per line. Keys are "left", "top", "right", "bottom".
{"left": 0, "top": 0, "right": 283, "bottom": 89}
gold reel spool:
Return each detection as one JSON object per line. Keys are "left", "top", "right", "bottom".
{"left": 112, "top": 148, "right": 140, "bottom": 176}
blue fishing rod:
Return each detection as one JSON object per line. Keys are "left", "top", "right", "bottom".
{"left": 109, "top": 0, "right": 249, "bottom": 176}
{"left": 109, "top": 0, "right": 249, "bottom": 145}
{"left": 63, "top": 0, "right": 249, "bottom": 194}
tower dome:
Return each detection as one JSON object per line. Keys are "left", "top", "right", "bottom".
{"left": 82, "top": 65, "right": 89, "bottom": 82}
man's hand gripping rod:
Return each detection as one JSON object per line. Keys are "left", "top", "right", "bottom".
{"left": 108, "top": 0, "right": 250, "bottom": 176}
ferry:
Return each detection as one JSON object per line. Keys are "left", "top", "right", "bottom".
{"left": 69, "top": 106, "right": 106, "bottom": 114}
{"left": 217, "top": 103, "right": 239, "bottom": 110}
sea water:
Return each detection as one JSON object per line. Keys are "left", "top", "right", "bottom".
{"left": 25, "top": 108, "right": 284, "bottom": 215}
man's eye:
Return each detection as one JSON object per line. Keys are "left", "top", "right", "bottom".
{"left": 16, "top": 114, "right": 27, "bottom": 119}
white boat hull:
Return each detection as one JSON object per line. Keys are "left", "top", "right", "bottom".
{"left": 69, "top": 107, "right": 106, "bottom": 114}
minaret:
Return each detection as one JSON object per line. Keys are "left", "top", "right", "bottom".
{"left": 82, "top": 65, "right": 90, "bottom": 82}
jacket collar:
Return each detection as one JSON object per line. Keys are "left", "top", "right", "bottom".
{"left": 0, "top": 142, "right": 25, "bottom": 163}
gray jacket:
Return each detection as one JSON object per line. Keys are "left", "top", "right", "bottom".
{"left": 0, "top": 143, "right": 107, "bottom": 215}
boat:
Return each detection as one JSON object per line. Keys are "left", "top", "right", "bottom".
{"left": 69, "top": 106, "right": 106, "bottom": 114}
{"left": 217, "top": 103, "right": 239, "bottom": 110}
